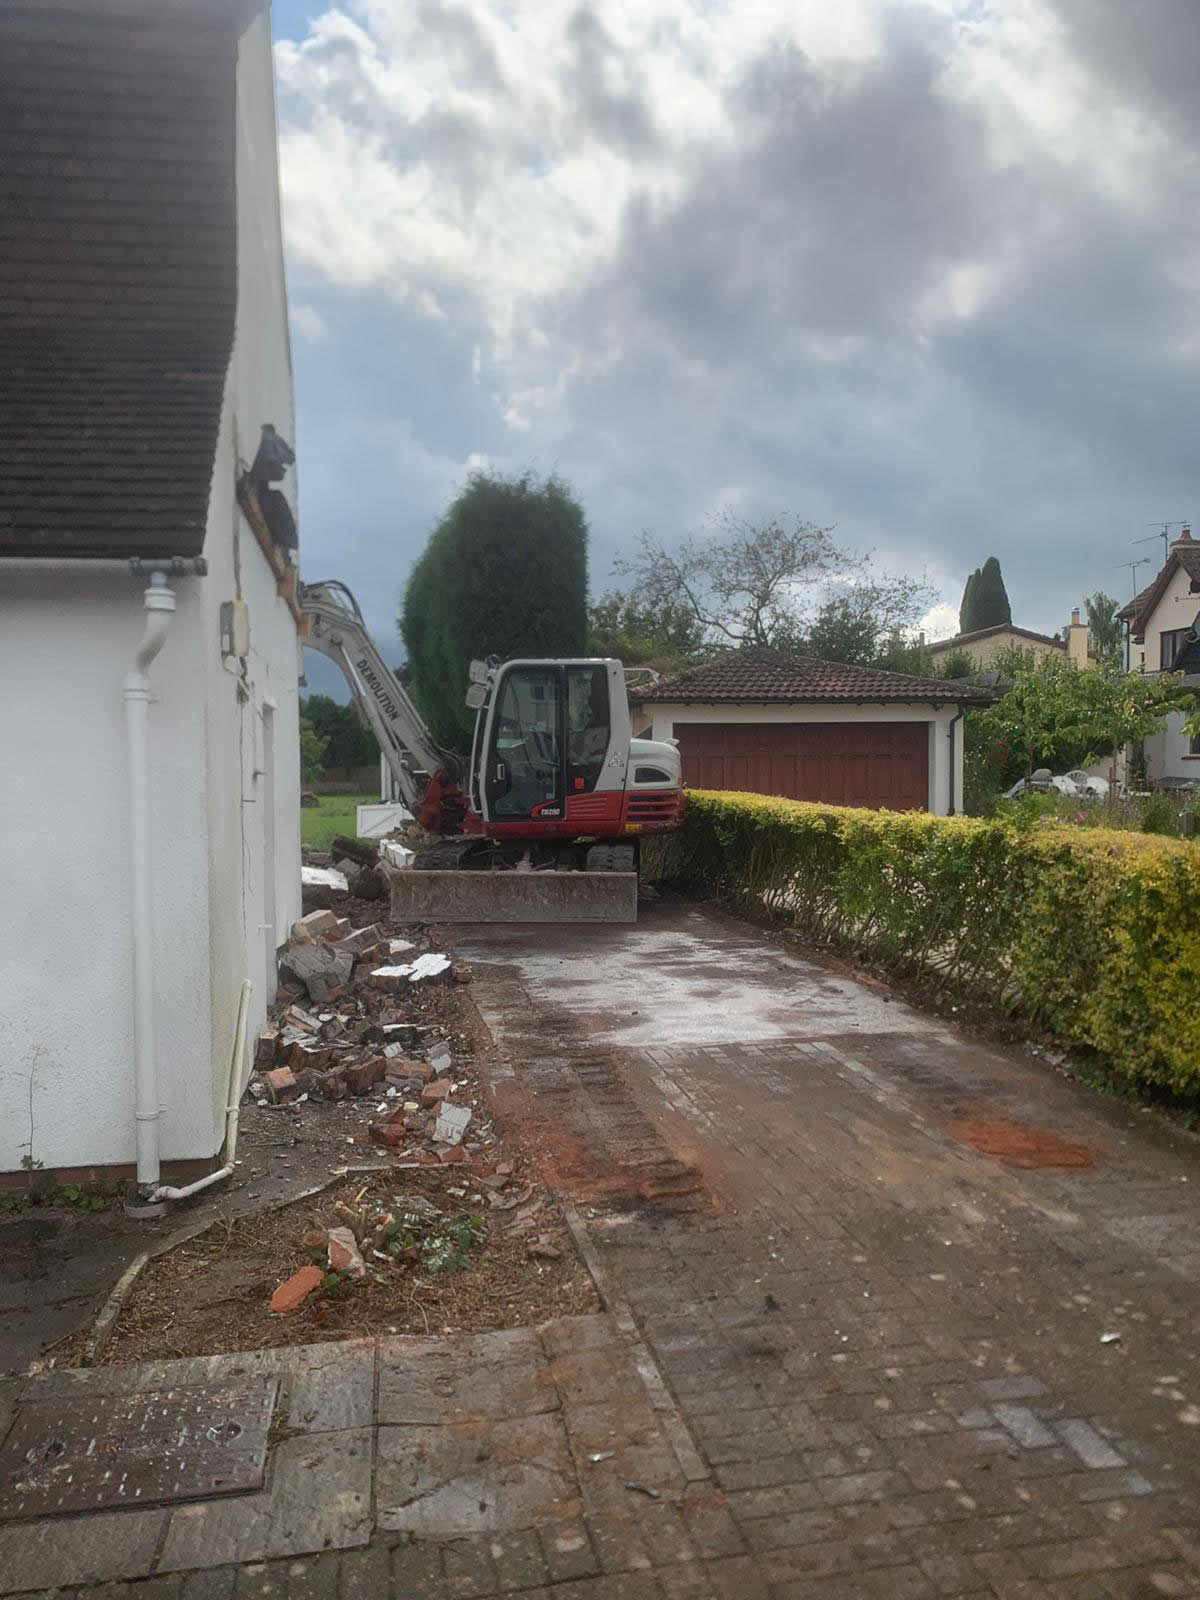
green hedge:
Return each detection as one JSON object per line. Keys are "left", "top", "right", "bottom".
{"left": 674, "top": 790, "right": 1200, "bottom": 1097}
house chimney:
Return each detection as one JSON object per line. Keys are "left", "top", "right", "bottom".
{"left": 1172, "top": 524, "right": 1192, "bottom": 548}
{"left": 1067, "top": 605, "right": 1090, "bottom": 668}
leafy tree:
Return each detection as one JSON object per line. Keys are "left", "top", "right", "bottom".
{"left": 586, "top": 590, "right": 706, "bottom": 666}
{"left": 401, "top": 470, "right": 588, "bottom": 750}
{"left": 805, "top": 576, "right": 933, "bottom": 666}
{"left": 935, "top": 648, "right": 977, "bottom": 680}
{"left": 614, "top": 514, "right": 930, "bottom": 657}
{"left": 960, "top": 556, "right": 1012, "bottom": 632}
{"left": 1085, "top": 591, "right": 1123, "bottom": 669}
{"left": 298, "top": 717, "right": 328, "bottom": 785}
{"left": 300, "top": 693, "right": 379, "bottom": 770}
{"left": 975, "top": 654, "right": 1193, "bottom": 783}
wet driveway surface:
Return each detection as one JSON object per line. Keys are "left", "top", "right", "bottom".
{"left": 456, "top": 895, "right": 1200, "bottom": 1600}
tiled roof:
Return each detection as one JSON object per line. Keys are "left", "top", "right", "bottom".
{"left": 635, "top": 647, "right": 997, "bottom": 704}
{"left": 0, "top": 1, "right": 247, "bottom": 560}
{"left": 1117, "top": 546, "right": 1200, "bottom": 639}
{"left": 927, "top": 624, "right": 1065, "bottom": 652}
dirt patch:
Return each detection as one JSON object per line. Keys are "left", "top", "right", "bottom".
{"left": 67, "top": 1166, "right": 599, "bottom": 1365}
{"left": 952, "top": 1117, "right": 1095, "bottom": 1170}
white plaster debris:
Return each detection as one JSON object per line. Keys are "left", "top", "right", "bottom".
{"left": 301, "top": 865, "right": 349, "bottom": 892}
{"left": 370, "top": 953, "right": 452, "bottom": 984}
{"left": 389, "top": 938, "right": 416, "bottom": 955}
{"left": 379, "top": 839, "right": 415, "bottom": 870}
{"left": 434, "top": 1102, "right": 472, "bottom": 1145}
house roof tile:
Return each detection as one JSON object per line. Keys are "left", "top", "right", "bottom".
{"left": 1117, "top": 546, "right": 1200, "bottom": 639}
{"left": 635, "top": 646, "right": 997, "bottom": 705}
{"left": 0, "top": 1, "right": 248, "bottom": 560}
{"left": 926, "top": 623, "right": 1066, "bottom": 652}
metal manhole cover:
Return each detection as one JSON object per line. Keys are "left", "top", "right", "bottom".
{"left": 0, "top": 1377, "right": 278, "bottom": 1519}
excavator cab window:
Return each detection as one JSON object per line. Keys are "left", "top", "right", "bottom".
{"left": 567, "top": 666, "right": 610, "bottom": 793}
{"left": 488, "top": 667, "right": 562, "bottom": 818}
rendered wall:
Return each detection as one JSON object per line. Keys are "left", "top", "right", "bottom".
{"left": 0, "top": 7, "right": 300, "bottom": 1175}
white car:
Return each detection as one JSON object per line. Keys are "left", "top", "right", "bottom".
{"left": 1063, "top": 770, "right": 1110, "bottom": 798}
{"left": 1002, "top": 769, "right": 1109, "bottom": 800}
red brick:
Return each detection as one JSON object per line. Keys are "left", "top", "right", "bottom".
{"left": 344, "top": 1055, "right": 386, "bottom": 1095}
{"left": 369, "top": 1121, "right": 407, "bottom": 1148}
{"left": 264, "top": 1066, "right": 297, "bottom": 1103}
{"left": 439, "top": 1145, "right": 467, "bottom": 1164}
{"left": 421, "top": 1076, "right": 451, "bottom": 1105}
{"left": 269, "top": 1264, "right": 323, "bottom": 1313}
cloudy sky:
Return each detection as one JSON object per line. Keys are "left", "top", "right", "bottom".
{"left": 271, "top": 0, "right": 1199, "bottom": 694}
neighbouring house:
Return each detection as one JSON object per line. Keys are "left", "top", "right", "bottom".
{"left": 925, "top": 614, "right": 1092, "bottom": 672}
{"left": 1118, "top": 525, "right": 1200, "bottom": 784}
{"left": 0, "top": 0, "right": 302, "bottom": 1192}
{"left": 631, "top": 648, "right": 995, "bottom": 815}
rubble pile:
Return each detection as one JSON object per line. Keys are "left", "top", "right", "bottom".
{"left": 266, "top": 1159, "right": 563, "bottom": 1315}
{"left": 248, "top": 909, "right": 483, "bottom": 1168}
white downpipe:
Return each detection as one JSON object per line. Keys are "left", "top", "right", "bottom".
{"left": 151, "top": 979, "right": 252, "bottom": 1204}
{"left": 124, "top": 572, "right": 177, "bottom": 1195}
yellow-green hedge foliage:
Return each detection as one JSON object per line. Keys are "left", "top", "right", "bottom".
{"left": 676, "top": 790, "right": 1200, "bottom": 1096}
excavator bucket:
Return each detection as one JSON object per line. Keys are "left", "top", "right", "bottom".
{"left": 384, "top": 867, "right": 638, "bottom": 924}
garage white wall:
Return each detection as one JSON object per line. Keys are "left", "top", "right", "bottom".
{"left": 645, "top": 701, "right": 964, "bottom": 816}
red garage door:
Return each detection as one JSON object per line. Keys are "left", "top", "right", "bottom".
{"left": 676, "top": 722, "right": 929, "bottom": 810}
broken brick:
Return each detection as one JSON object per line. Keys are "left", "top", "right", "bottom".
{"left": 269, "top": 1264, "right": 323, "bottom": 1313}
{"left": 439, "top": 1145, "right": 467, "bottom": 1165}
{"left": 294, "top": 909, "right": 342, "bottom": 941}
{"left": 344, "top": 1055, "right": 387, "bottom": 1096}
{"left": 336, "top": 924, "right": 388, "bottom": 955}
{"left": 369, "top": 1121, "right": 407, "bottom": 1149}
{"left": 327, "top": 1226, "right": 366, "bottom": 1278}
{"left": 385, "top": 1056, "right": 434, "bottom": 1082}
{"left": 315, "top": 1070, "right": 346, "bottom": 1100}
{"left": 265, "top": 1066, "right": 298, "bottom": 1103}
{"left": 420, "top": 1077, "right": 452, "bottom": 1106}
{"left": 255, "top": 1029, "right": 279, "bottom": 1067}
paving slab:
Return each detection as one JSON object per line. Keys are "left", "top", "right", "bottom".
{"left": 157, "top": 1428, "right": 373, "bottom": 1571}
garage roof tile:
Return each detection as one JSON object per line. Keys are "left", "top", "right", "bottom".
{"left": 636, "top": 646, "right": 997, "bottom": 704}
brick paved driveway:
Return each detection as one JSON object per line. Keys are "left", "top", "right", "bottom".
{"left": 8, "top": 897, "right": 1200, "bottom": 1600}
{"left": 456, "top": 898, "right": 1200, "bottom": 1600}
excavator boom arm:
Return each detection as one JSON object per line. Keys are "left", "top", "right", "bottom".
{"left": 299, "top": 580, "right": 452, "bottom": 814}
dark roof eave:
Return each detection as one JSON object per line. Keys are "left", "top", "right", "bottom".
{"left": 638, "top": 693, "right": 995, "bottom": 707}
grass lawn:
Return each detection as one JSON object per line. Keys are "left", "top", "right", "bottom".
{"left": 300, "top": 793, "right": 377, "bottom": 852}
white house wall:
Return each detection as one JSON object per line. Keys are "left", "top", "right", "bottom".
{"left": 0, "top": 565, "right": 216, "bottom": 1172}
{"left": 645, "top": 702, "right": 963, "bottom": 816}
{"left": 202, "top": 4, "right": 301, "bottom": 1127}
{"left": 0, "top": 9, "right": 299, "bottom": 1176}
{"left": 1130, "top": 564, "right": 1200, "bottom": 782}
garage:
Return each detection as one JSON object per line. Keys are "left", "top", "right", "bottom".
{"left": 675, "top": 720, "right": 929, "bottom": 809}
{"left": 631, "top": 646, "right": 995, "bottom": 816}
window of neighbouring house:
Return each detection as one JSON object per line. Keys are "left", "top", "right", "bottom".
{"left": 1161, "top": 629, "right": 1190, "bottom": 670}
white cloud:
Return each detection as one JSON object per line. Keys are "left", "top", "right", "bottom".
{"left": 291, "top": 303, "right": 329, "bottom": 341}
{"left": 920, "top": 602, "right": 961, "bottom": 642}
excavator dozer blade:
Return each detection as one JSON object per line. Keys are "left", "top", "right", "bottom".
{"left": 386, "top": 869, "right": 638, "bottom": 924}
